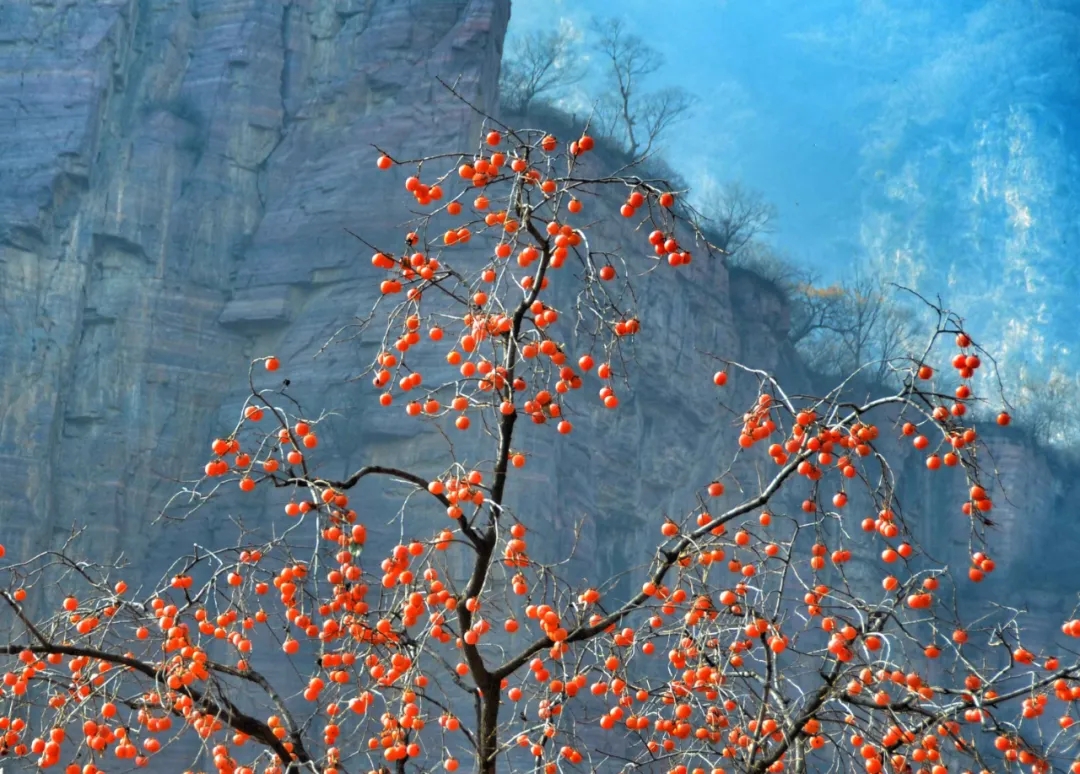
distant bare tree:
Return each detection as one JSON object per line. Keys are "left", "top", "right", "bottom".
{"left": 787, "top": 279, "right": 846, "bottom": 348}
{"left": 698, "top": 182, "right": 777, "bottom": 257}
{"left": 790, "top": 268, "right": 921, "bottom": 384}
{"left": 1011, "top": 359, "right": 1080, "bottom": 447}
{"left": 592, "top": 17, "right": 696, "bottom": 158}
{"left": 734, "top": 244, "right": 920, "bottom": 385}
{"left": 727, "top": 241, "right": 803, "bottom": 285}
{"left": 635, "top": 88, "right": 697, "bottom": 155}
{"left": 499, "top": 27, "right": 586, "bottom": 114}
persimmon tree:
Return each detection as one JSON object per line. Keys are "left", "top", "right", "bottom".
{"left": 3, "top": 105, "right": 1080, "bottom": 774}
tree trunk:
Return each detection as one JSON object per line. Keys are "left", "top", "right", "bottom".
{"left": 477, "top": 687, "right": 501, "bottom": 773}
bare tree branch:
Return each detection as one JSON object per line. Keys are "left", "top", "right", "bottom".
{"left": 698, "top": 182, "right": 778, "bottom": 258}
{"left": 592, "top": 17, "right": 695, "bottom": 158}
{"left": 499, "top": 26, "right": 586, "bottom": 114}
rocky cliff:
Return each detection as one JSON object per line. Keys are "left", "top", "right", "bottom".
{"left": 0, "top": 0, "right": 812, "bottom": 586}
{"left": 2, "top": 0, "right": 1080, "bottom": 769}
{"left": 0, "top": 0, "right": 508, "bottom": 565}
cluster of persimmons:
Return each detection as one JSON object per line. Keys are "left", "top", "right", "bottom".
{"left": 1, "top": 117, "right": 1076, "bottom": 774}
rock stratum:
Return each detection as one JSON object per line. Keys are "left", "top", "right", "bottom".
{"left": 1, "top": 0, "right": 509, "bottom": 562}
{"left": 1, "top": 0, "right": 811, "bottom": 592}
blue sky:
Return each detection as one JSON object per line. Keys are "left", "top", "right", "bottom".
{"left": 505, "top": 0, "right": 872, "bottom": 272}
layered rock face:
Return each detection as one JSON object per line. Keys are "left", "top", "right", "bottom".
{"left": 3, "top": 0, "right": 1080, "bottom": 770}
{"left": 0, "top": 0, "right": 508, "bottom": 569}
{"left": 0, "top": 0, "right": 809, "bottom": 594}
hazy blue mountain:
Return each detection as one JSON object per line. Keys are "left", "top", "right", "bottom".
{"left": 508, "top": 0, "right": 1080, "bottom": 377}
